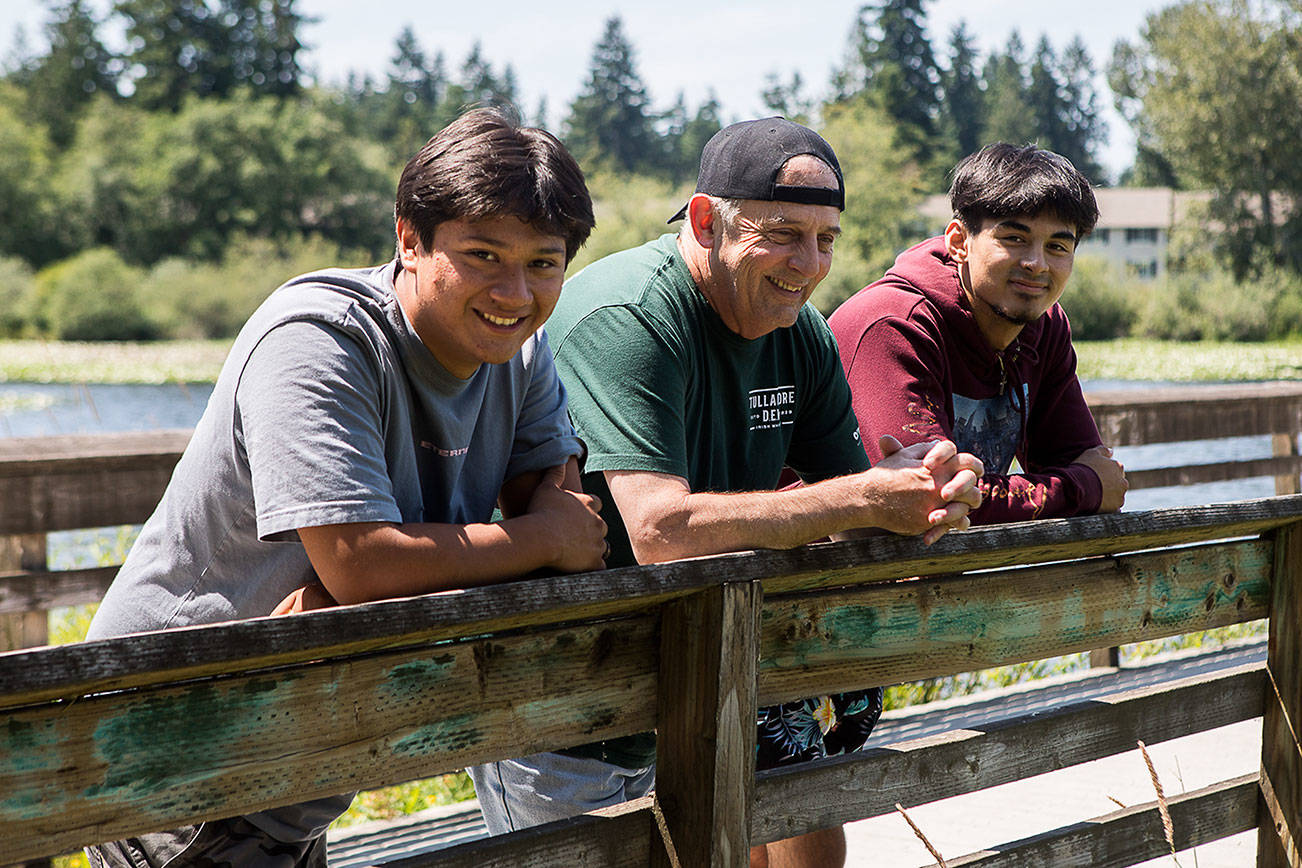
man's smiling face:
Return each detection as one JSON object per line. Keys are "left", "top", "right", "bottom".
{"left": 946, "top": 211, "right": 1078, "bottom": 350}
{"left": 396, "top": 214, "right": 567, "bottom": 378}
{"left": 701, "top": 155, "right": 842, "bottom": 340}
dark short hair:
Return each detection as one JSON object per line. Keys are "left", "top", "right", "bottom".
{"left": 395, "top": 108, "right": 594, "bottom": 262}
{"left": 949, "top": 143, "right": 1099, "bottom": 239}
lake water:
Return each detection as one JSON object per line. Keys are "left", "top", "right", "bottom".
{"left": 0, "top": 378, "right": 1284, "bottom": 514}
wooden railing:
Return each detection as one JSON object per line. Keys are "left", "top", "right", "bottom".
{"left": 1087, "top": 381, "right": 1302, "bottom": 495}
{"left": 1, "top": 382, "right": 1301, "bottom": 865}
{"left": 1, "top": 498, "right": 1300, "bottom": 866}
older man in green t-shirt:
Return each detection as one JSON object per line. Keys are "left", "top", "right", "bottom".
{"left": 469, "top": 118, "right": 983, "bottom": 868}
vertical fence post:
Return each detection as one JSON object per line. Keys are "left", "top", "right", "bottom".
{"left": 1258, "top": 521, "right": 1302, "bottom": 867}
{"left": 1273, "top": 434, "right": 1301, "bottom": 496}
{"left": 652, "top": 581, "right": 760, "bottom": 868}
{"left": 0, "top": 533, "right": 49, "bottom": 651}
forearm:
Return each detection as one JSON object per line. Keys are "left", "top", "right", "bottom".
{"left": 623, "top": 474, "right": 883, "bottom": 563}
{"left": 300, "top": 515, "right": 560, "bottom": 604}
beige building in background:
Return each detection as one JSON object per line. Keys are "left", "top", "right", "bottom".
{"left": 919, "top": 187, "right": 1211, "bottom": 280}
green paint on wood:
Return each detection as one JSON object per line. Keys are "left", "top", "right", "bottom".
{"left": 0, "top": 785, "right": 68, "bottom": 821}
{"left": 381, "top": 654, "right": 457, "bottom": 702}
{"left": 760, "top": 541, "right": 1275, "bottom": 673}
{"left": 87, "top": 675, "right": 300, "bottom": 802}
{"left": 390, "top": 713, "right": 483, "bottom": 758}
{"left": 0, "top": 718, "right": 61, "bottom": 773}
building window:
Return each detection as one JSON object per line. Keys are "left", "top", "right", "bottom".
{"left": 1127, "top": 260, "right": 1159, "bottom": 279}
{"left": 1092, "top": 228, "right": 1110, "bottom": 244}
{"left": 1126, "top": 227, "right": 1159, "bottom": 243}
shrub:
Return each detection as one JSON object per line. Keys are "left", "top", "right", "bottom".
{"left": 0, "top": 257, "right": 35, "bottom": 337}
{"left": 1058, "top": 255, "right": 1140, "bottom": 340}
{"left": 29, "top": 248, "right": 157, "bottom": 341}
{"left": 570, "top": 171, "right": 689, "bottom": 274}
{"left": 139, "top": 234, "right": 364, "bottom": 339}
{"left": 1137, "top": 267, "right": 1272, "bottom": 341}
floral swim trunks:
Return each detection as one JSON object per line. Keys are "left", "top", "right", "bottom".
{"left": 755, "top": 687, "right": 884, "bottom": 771}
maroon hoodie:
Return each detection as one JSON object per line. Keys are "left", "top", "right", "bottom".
{"left": 828, "top": 236, "right": 1104, "bottom": 523}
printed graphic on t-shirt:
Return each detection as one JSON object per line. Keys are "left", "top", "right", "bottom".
{"left": 749, "top": 385, "right": 797, "bottom": 431}
{"left": 951, "top": 386, "right": 1028, "bottom": 474}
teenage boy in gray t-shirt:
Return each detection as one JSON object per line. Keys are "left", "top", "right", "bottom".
{"left": 85, "top": 109, "right": 607, "bottom": 868}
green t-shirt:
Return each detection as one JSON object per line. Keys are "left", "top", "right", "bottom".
{"left": 547, "top": 234, "right": 870, "bottom": 768}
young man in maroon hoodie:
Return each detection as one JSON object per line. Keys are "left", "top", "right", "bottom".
{"left": 829, "top": 142, "right": 1127, "bottom": 522}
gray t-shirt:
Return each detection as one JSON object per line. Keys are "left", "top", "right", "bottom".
{"left": 87, "top": 260, "right": 581, "bottom": 839}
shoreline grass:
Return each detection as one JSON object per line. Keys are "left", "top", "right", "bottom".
{"left": 0, "top": 339, "right": 232, "bottom": 384}
{"left": 1, "top": 337, "right": 1299, "bottom": 386}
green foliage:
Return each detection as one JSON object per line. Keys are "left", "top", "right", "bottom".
{"left": 333, "top": 773, "right": 476, "bottom": 828}
{"left": 563, "top": 16, "right": 659, "bottom": 175}
{"left": 812, "top": 98, "right": 926, "bottom": 315}
{"left": 56, "top": 94, "right": 393, "bottom": 267}
{"left": 939, "top": 22, "right": 983, "bottom": 159}
{"left": 10, "top": 0, "right": 118, "bottom": 149}
{"left": 570, "top": 171, "right": 689, "bottom": 274}
{"left": 114, "top": 0, "right": 308, "bottom": 111}
{"left": 0, "top": 257, "right": 35, "bottom": 337}
{"left": 139, "top": 234, "right": 365, "bottom": 339}
{"left": 1112, "top": 0, "right": 1302, "bottom": 274}
{"left": 1135, "top": 266, "right": 1292, "bottom": 342}
{"left": 0, "top": 87, "right": 69, "bottom": 267}
{"left": 28, "top": 248, "right": 156, "bottom": 341}
{"left": 1058, "top": 255, "right": 1139, "bottom": 340}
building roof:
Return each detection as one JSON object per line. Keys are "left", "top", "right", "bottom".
{"left": 918, "top": 187, "right": 1212, "bottom": 231}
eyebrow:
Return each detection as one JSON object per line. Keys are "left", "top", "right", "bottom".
{"left": 996, "top": 220, "right": 1077, "bottom": 245}
{"left": 760, "top": 212, "right": 843, "bottom": 236}
{"left": 462, "top": 233, "right": 566, "bottom": 256}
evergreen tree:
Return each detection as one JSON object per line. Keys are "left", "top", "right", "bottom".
{"left": 980, "top": 31, "right": 1035, "bottom": 145}
{"left": 836, "top": 0, "right": 942, "bottom": 164}
{"left": 563, "top": 16, "right": 658, "bottom": 173}
{"left": 16, "top": 0, "right": 118, "bottom": 148}
{"left": 1056, "top": 37, "right": 1106, "bottom": 181}
{"left": 115, "top": 0, "right": 307, "bottom": 110}
{"left": 939, "top": 21, "right": 983, "bottom": 160}
{"left": 1025, "top": 37, "right": 1069, "bottom": 152}
{"left": 376, "top": 27, "right": 447, "bottom": 159}
{"left": 760, "top": 70, "right": 814, "bottom": 124}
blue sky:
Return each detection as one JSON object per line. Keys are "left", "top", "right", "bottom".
{"left": 3, "top": 0, "right": 1170, "bottom": 179}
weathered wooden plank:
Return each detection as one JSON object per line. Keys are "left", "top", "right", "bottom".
{"left": 0, "top": 430, "right": 190, "bottom": 471}
{"left": 389, "top": 804, "right": 652, "bottom": 867}
{"left": 1258, "top": 523, "right": 1302, "bottom": 868}
{"left": 0, "top": 616, "right": 659, "bottom": 862}
{"left": 0, "top": 534, "right": 48, "bottom": 651}
{"left": 759, "top": 539, "right": 1272, "bottom": 705}
{"left": 1088, "top": 382, "right": 1302, "bottom": 445}
{"left": 0, "top": 431, "right": 188, "bottom": 535}
{"left": 0, "top": 566, "right": 116, "bottom": 615}
{"left": 750, "top": 661, "right": 1264, "bottom": 843}
{"left": 3, "top": 499, "right": 1300, "bottom": 711}
{"left": 1274, "top": 433, "right": 1301, "bottom": 496}
{"left": 947, "top": 774, "right": 1258, "bottom": 867}
{"left": 653, "top": 583, "right": 759, "bottom": 868}
{"left": 1126, "top": 454, "right": 1302, "bottom": 490}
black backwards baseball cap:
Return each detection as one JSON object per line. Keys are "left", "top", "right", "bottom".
{"left": 668, "top": 117, "right": 845, "bottom": 223}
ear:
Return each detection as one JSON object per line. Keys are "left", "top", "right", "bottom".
{"left": 943, "top": 219, "right": 971, "bottom": 264}
{"left": 395, "top": 217, "right": 421, "bottom": 272}
{"left": 686, "top": 194, "right": 718, "bottom": 250}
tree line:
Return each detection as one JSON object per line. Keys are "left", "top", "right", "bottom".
{"left": 2, "top": 0, "right": 1299, "bottom": 341}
